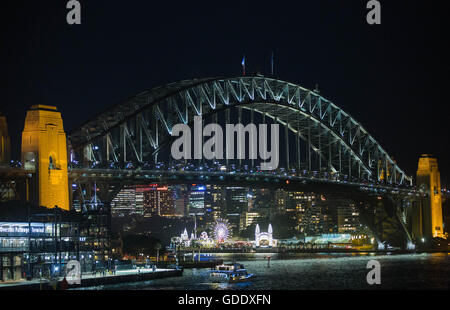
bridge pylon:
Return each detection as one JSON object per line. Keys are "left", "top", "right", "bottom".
{"left": 21, "top": 105, "right": 69, "bottom": 210}
{"left": 0, "top": 112, "right": 11, "bottom": 163}
{"left": 414, "top": 154, "right": 444, "bottom": 241}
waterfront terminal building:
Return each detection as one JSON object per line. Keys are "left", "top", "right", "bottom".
{"left": 0, "top": 201, "right": 110, "bottom": 282}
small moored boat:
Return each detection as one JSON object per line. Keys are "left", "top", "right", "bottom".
{"left": 209, "top": 263, "right": 254, "bottom": 283}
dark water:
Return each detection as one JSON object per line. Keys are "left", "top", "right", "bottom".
{"left": 78, "top": 253, "right": 449, "bottom": 290}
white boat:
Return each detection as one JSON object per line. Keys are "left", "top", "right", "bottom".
{"left": 209, "top": 263, "right": 254, "bottom": 283}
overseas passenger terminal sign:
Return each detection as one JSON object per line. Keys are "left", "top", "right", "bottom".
{"left": 0, "top": 223, "right": 48, "bottom": 235}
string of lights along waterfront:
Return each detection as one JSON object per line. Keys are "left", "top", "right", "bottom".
{"left": 0, "top": 77, "right": 449, "bottom": 289}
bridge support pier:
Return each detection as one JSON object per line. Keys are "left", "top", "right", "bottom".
{"left": 21, "top": 105, "right": 69, "bottom": 210}
{"left": 414, "top": 154, "right": 444, "bottom": 241}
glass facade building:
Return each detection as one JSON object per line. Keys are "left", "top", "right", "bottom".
{"left": 0, "top": 202, "right": 110, "bottom": 282}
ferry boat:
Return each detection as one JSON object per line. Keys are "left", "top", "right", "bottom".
{"left": 209, "top": 263, "right": 254, "bottom": 283}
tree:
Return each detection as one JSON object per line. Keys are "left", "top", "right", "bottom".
{"left": 121, "top": 234, "right": 161, "bottom": 258}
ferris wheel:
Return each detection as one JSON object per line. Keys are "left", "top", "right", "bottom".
{"left": 212, "top": 219, "right": 231, "bottom": 242}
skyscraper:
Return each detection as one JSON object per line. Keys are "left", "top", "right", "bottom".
{"left": 226, "top": 187, "right": 249, "bottom": 231}
{"left": 142, "top": 184, "right": 175, "bottom": 217}
{"left": 143, "top": 184, "right": 158, "bottom": 217}
{"left": 158, "top": 186, "right": 175, "bottom": 217}
{"left": 239, "top": 211, "right": 263, "bottom": 232}
{"left": 111, "top": 185, "right": 137, "bottom": 216}
{"left": 189, "top": 185, "right": 206, "bottom": 217}
{"left": 205, "top": 184, "right": 226, "bottom": 223}
{"left": 173, "top": 185, "right": 189, "bottom": 217}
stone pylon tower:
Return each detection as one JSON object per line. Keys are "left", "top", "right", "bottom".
{"left": 21, "top": 105, "right": 69, "bottom": 210}
{"left": 0, "top": 112, "right": 11, "bottom": 163}
{"left": 414, "top": 154, "right": 444, "bottom": 240}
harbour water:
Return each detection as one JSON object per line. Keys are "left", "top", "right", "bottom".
{"left": 77, "top": 253, "right": 449, "bottom": 290}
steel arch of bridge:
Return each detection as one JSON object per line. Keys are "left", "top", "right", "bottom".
{"left": 69, "top": 76, "right": 412, "bottom": 186}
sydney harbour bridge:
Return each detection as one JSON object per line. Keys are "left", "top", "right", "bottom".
{"left": 0, "top": 76, "right": 445, "bottom": 249}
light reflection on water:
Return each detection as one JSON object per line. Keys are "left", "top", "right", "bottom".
{"left": 77, "top": 253, "right": 449, "bottom": 290}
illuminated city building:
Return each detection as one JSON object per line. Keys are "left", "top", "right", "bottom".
{"left": 135, "top": 189, "right": 144, "bottom": 215}
{"left": 142, "top": 184, "right": 175, "bottom": 217}
{"left": 251, "top": 188, "right": 274, "bottom": 218}
{"left": 111, "top": 185, "right": 138, "bottom": 216}
{"left": 204, "top": 185, "right": 226, "bottom": 223}
{"left": 225, "top": 187, "right": 249, "bottom": 230}
{"left": 140, "top": 184, "right": 174, "bottom": 217}
{"left": 111, "top": 185, "right": 151, "bottom": 217}
{"left": 157, "top": 186, "right": 175, "bottom": 217}
{"left": 204, "top": 185, "right": 214, "bottom": 222}
{"left": 226, "top": 187, "right": 249, "bottom": 213}
{"left": 285, "top": 191, "right": 304, "bottom": 213}
{"left": 337, "top": 202, "right": 360, "bottom": 233}
{"left": 189, "top": 185, "right": 206, "bottom": 217}
{"left": 143, "top": 184, "right": 158, "bottom": 217}
{"left": 285, "top": 191, "right": 309, "bottom": 232}
{"left": 239, "top": 212, "right": 263, "bottom": 232}
{"left": 0, "top": 202, "right": 109, "bottom": 282}
{"left": 173, "top": 185, "right": 189, "bottom": 217}
{"left": 303, "top": 195, "right": 323, "bottom": 235}
{"left": 275, "top": 189, "right": 288, "bottom": 214}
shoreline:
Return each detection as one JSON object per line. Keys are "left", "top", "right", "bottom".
{"left": 1, "top": 251, "right": 447, "bottom": 290}
{"left": 178, "top": 249, "right": 450, "bottom": 254}
{"left": 0, "top": 268, "right": 183, "bottom": 290}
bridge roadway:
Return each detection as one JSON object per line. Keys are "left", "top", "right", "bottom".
{"left": 68, "top": 168, "right": 422, "bottom": 197}
{"left": 3, "top": 166, "right": 442, "bottom": 200}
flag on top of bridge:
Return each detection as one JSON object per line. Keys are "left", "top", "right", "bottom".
{"left": 271, "top": 51, "right": 274, "bottom": 76}
{"left": 241, "top": 55, "right": 246, "bottom": 76}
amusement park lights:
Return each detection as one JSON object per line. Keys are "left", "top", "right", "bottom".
{"left": 212, "top": 219, "right": 231, "bottom": 242}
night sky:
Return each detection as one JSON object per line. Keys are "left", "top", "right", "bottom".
{"left": 1, "top": 1, "right": 449, "bottom": 184}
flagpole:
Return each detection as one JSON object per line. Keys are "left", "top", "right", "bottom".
{"left": 271, "top": 52, "right": 274, "bottom": 76}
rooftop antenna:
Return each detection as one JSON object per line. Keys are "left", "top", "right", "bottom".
{"left": 90, "top": 181, "right": 102, "bottom": 211}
